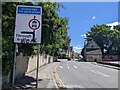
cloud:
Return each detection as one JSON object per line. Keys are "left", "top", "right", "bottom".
{"left": 107, "top": 21, "right": 118, "bottom": 26}
{"left": 106, "top": 21, "right": 118, "bottom": 29}
{"left": 73, "top": 47, "right": 82, "bottom": 50}
{"left": 73, "top": 45, "right": 83, "bottom": 53}
{"left": 92, "top": 16, "right": 96, "bottom": 20}
{"left": 80, "top": 34, "right": 86, "bottom": 38}
{"left": 74, "top": 50, "right": 80, "bottom": 53}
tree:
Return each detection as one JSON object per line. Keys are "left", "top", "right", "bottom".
{"left": 109, "top": 29, "right": 120, "bottom": 55}
{"left": 86, "top": 24, "right": 120, "bottom": 55}
{"left": 37, "top": 2, "right": 70, "bottom": 56}
{"left": 2, "top": 2, "right": 36, "bottom": 74}
{"left": 86, "top": 24, "right": 110, "bottom": 54}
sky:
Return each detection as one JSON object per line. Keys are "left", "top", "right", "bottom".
{"left": 57, "top": 2, "right": 118, "bottom": 53}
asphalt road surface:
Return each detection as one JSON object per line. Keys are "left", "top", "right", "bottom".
{"left": 56, "top": 59, "right": 118, "bottom": 88}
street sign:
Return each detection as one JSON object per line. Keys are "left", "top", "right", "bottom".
{"left": 13, "top": 5, "right": 42, "bottom": 88}
{"left": 14, "top": 5, "right": 42, "bottom": 44}
{"left": 28, "top": 16, "right": 40, "bottom": 30}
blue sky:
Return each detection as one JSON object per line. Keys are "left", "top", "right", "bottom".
{"left": 57, "top": 2, "right": 118, "bottom": 53}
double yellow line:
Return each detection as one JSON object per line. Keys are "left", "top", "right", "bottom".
{"left": 52, "top": 63, "right": 66, "bottom": 89}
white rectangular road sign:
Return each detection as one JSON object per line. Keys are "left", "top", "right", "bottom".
{"left": 14, "top": 5, "right": 42, "bottom": 44}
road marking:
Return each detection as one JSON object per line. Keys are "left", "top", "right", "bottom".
{"left": 96, "top": 71, "right": 110, "bottom": 77}
{"left": 67, "top": 66, "right": 70, "bottom": 69}
{"left": 67, "top": 61, "right": 69, "bottom": 69}
{"left": 91, "top": 70, "right": 98, "bottom": 74}
{"left": 53, "top": 64, "right": 65, "bottom": 88}
{"left": 55, "top": 71, "right": 65, "bottom": 87}
{"left": 52, "top": 63, "right": 61, "bottom": 88}
{"left": 75, "top": 62, "right": 92, "bottom": 69}
{"left": 74, "top": 66, "right": 77, "bottom": 69}
{"left": 59, "top": 66, "right": 63, "bottom": 69}
{"left": 64, "top": 85, "right": 84, "bottom": 88}
{"left": 91, "top": 70, "right": 110, "bottom": 77}
{"left": 51, "top": 70, "right": 58, "bottom": 88}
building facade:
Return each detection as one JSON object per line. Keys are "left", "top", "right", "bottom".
{"left": 84, "top": 40, "right": 102, "bottom": 62}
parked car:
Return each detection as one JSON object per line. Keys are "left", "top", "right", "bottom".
{"left": 67, "top": 58, "right": 71, "bottom": 61}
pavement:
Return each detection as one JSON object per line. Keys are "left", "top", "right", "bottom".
{"left": 56, "top": 60, "right": 119, "bottom": 89}
{"left": 103, "top": 61, "right": 120, "bottom": 65}
{"left": 109, "top": 61, "right": 120, "bottom": 65}
{"left": 15, "top": 62, "right": 60, "bottom": 89}
{"left": 96, "top": 61, "right": 120, "bottom": 70}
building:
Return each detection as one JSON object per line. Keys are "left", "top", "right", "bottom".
{"left": 73, "top": 52, "right": 81, "bottom": 59}
{"left": 68, "top": 47, "right": 74, "bottom": 58}
{"left": 84, "top": 40, "right": 102, "bottom": 62}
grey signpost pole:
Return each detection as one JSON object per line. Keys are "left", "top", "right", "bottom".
{"left": 36, "top": 43, "right": 40, "bottom": 88}
{"left": 12, "top": 44, "right": 17, "bottom": 86}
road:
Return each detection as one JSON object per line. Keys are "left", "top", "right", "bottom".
{"left": 56, "top": 59, "right": 118, "bottom": 88}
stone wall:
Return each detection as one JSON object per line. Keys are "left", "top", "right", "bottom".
{"left": 15, "top": 53, "right": 29, "bottom": 79}
{"left": 26, "top": 54, "right": 53, "bottom": 73}
{"left": 103, "top": 55, "right": 119, "bottom": 61}
{"left": 2, "top": 53, "right": 54, "bottom": 85}
{"left": 86, "top": 54, "right": 102, "bottom": 62}
{"left": 15, "top": 53, "right": 54, "bottom": 79}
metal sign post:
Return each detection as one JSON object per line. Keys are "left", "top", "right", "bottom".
{"left": 36, "top": 43, "right": 40, "bottom": 88}
{"left": 13, "top": 5, "right": 42, "bottom": 88}
{"left": 12, "top": 44, "right": 17, "bottom": 86}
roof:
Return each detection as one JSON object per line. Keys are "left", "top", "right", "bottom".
{"left": 84, "top": 40, "right": 102, "bottom": 55}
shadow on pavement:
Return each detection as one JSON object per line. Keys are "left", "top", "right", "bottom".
{"left": 15, "top": 75, "right": 42, "bottom": 89}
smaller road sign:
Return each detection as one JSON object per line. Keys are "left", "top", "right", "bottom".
{"left": 28, "top": 16, "right": 40, "bottom": 30}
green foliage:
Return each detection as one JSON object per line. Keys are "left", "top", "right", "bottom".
{"left": 86, "top": 24, "right": 120, "bottom": 55}
{"left": 37, "top": 2, "right": 71, "bottom": 56}
{"left": 2, "top": 2, "right": 33, "bottom": 75}
{"left": 2, "top": 2, "right": 70, "bottom": 74}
